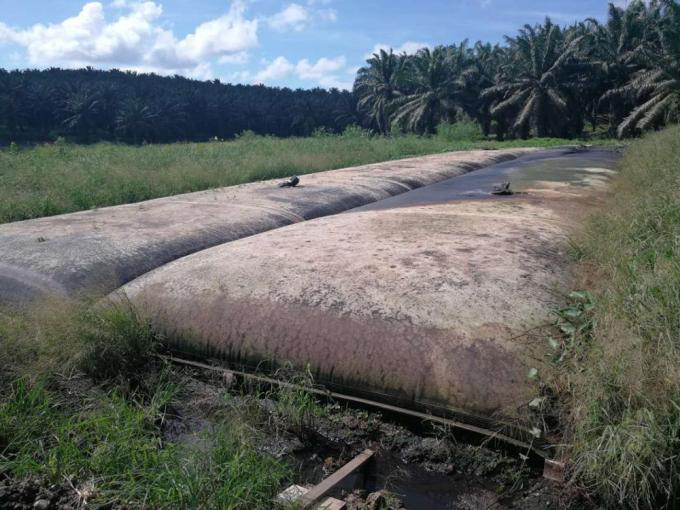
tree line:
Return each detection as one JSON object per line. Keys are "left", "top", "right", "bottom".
{"left": 0, "top": 0, "right": 677, "bottom": 145}
{"left": 0, "top": 68, "right": 358, "bottom": 144}
{"left": 355, "top": 0, "right": 679, "bottom": 139}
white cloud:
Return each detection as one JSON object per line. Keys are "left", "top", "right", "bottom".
{"left": 254, "top": 56, "right": 295, "bottom": 82}
{"left": 265, "top": 1, "right": 336, "bottom": 32}
{"left": 267, "top": 3, "right": 309, "bottom": 32}
{"left": 366, "top": 41, "right": 430, "bottom": 58}
{"left": 296, "top": 56, "right": 344, "bottom": 79}
{"left": 218, "top": 51, "right": 249, "bottom": 65}
{"left": 0, "top": 1, "right": 258, "bottom": 76}
{"left": 252, "top": 55, "right": 350, "bottom": 89}
{"left": 0, "top": 0, "right": 349, "bottom": 89}
{"left": 317, "top": 8, "right": 337, "bottom": 22}
{"left": 177, "top": 2, "right": 257, "bottom": 61}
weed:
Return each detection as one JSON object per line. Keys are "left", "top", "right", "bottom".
{"left": 436, "top": 117, "right": 484, "bottom": 141}
{"left": 0, "top": 299, "right": 294, "bottom": 507}
{"left": 78, "top": 302, "right": 161, "bottom": 385}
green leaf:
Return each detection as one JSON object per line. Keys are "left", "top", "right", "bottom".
{"left": 547, "top": 336, "right": 560, "bottom": 351}
{"left": 568, "top": 290, "right": 590, "bottom": 302}
{"left": 560, "top": 323, "right": 576, "bottom": 335}
{"left": 561, "top": 308, "right": 583, "bottom": 319}
{"left": 527, "top": 367, "right": 539, "bottom": 381}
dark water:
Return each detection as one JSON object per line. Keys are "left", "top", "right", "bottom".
{"left": 368, "top": 451, "right": 498, "bottom": 509}
{"left": 320, "top": 450, "right": 508, "bottom": 510}
{"left": 352, "top": 147, "right": 621, "bottom": 212}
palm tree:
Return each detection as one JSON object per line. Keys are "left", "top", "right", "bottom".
{"left": 468, "top": 42, "right": 506, "bottom": 136}
{"left": 584, "top": 1, "right": 652, "bottom": 135}
{"left": 353, "top": 49, "right": 405, "bottom": 134}
{"left": 0, "top": 75, "right": 31, "bottom": 140}
{"left": 482, "top": 20, "right": 580, "bottom": 138}
{"left": 390, "top": 45, "right": 471, "bottom": 134}
{"left": 610, "top": 0, "right": 680, "bottom": 136}
{"left": 59, "top": 85, "right": 103, "bottom": 141}
{"left": 115, "top": 97, "right": 158, "bottom": 144}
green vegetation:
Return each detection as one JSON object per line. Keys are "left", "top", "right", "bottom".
{"left": 0, "top": 130, "right": 586, "bottom": 223}
{"left": 356, "top": 1, "right": 679, "bottom": 139}
{"left": 1, "top": 2, "right": 677, "bottom": 145}
{"left": 0, "top": 301, "right": 298, "bottom": 508}
{"left": 0, "top": 380, "right": 288, "bottom": 509}
{"left": 558, "top": 125, "right": 680, "bottom": 509}
{"left": 0, "top": 68, "right": 356, "bottom": 143}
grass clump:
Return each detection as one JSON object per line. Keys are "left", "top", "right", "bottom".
{"left": 267, "top": 364, "right": 326, "bottom": 435}
{"left": 0, "top": 379, "right": 289, "bottom": 508}
{"left": 0, "top": 299, "right": 158, "bottom": 385}
{"left": 564, "top": 125, "right": 680, "bottom": 509}
{"left": 0, "top": 300, "right": 292, "bottom": 508}
{"left": 0, "top": 132, "right": 609, "bottom": 224}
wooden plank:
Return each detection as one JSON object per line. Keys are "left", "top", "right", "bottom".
{"left": 299, "top": 449, "right": 374, "bottom": 509}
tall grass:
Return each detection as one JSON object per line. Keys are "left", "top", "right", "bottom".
{"left": 0, "top": 379, "right": 289, "bottom": 509}
{"left": 566, "top": 126, "right": 680, "bottom": 509}
{"left": 0, "top": 299, "right": 158, "bottom": 385}
{"left": 0, "top": 131, "right": 599, "bottom": 224}
{"left": 0, "top": 300, "right": 293, "bottom": 508}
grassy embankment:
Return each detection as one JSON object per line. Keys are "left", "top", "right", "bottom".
{"left": 555, "top": 126, "right": 680, "bottom": 509}
{"left": 0, "top": 128, "right": 609, "bottom": 224}
{"left": 0, "top": 300, "right": 320, "bottom": 508}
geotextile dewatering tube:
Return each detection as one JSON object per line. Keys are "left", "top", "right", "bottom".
{"left": 0, "top": 149, "right": 531, "bottom": 303}
{"left": 116, "top": 149, "right": 620, "bottom": 428}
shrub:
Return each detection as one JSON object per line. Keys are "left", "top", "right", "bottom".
{"left": 436, "top": 116, "right": 484, "bottom": 141}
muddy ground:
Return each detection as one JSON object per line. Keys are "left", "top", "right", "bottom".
{"left": 1, "top": 364, "right": 565, "bottom": 510}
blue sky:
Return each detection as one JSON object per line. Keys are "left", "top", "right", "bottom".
{"left": 0, "top": 1, "right": 621, "bottom": 90}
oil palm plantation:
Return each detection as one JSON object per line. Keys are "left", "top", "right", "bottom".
{"left": 353, "top": 49, "right": 405, "bottom": 134}
{"left": 586, "top": 1, "right": 655, "bottom": 135}
{"left": 610, "top": 0, "right": 680, "bottom": 136}
{"left": 0, "top": 0, "right": 678, "bottom": 144}
{"left": 115, "top": 97, "right": 158, "bottom": 144}
{"left": 390, "top": 44, "right": 472, "bottom": 134}
{"left": 482, "top": 20, "right": 581, "bottom": 138}
{"left": 59, "top": 85, "right": 104, "bottom": 142}
{"left": 467, "top": 42, "right": 506, "bottom": 136}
